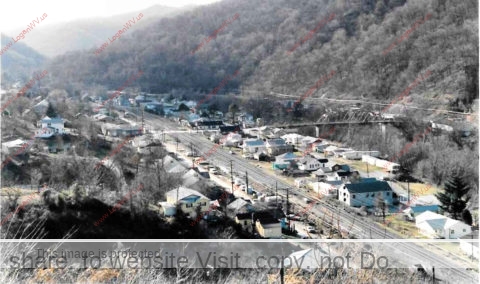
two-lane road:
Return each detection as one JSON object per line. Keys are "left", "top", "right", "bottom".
{"left": 139, "top": 112, "right": 477, "bottom": 283}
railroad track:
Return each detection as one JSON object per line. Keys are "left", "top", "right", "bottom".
{"left": 140, "top": 112, "right": 477, "bottom": 283}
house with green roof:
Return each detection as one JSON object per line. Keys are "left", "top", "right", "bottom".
{"left": 338, "top": 181, "right": 395, "bottom": 207}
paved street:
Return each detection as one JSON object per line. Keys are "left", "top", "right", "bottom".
{"left": 133, "top": 110, "right": 477, "bottom": 283}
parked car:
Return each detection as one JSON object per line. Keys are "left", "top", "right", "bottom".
{"left": 186, "top": 151, "right": 197, "bottom": 157}
{"left": 229, "top": 150, "right": 234, "bottom": 155}
{"left": 242, "top": 153, "right": 253, "bottom": 159}
{"left": 307, "top": 226, "right": 316, "bottom": 233}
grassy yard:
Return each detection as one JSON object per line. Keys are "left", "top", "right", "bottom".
{"left": 335, "top": 158, "right": 384, "bottom": 173}
{"left": 380, "top": 214, "right": 427, "bottom": 238}
{"left": 398, "top": 182, "right": 438, "bottom": 196}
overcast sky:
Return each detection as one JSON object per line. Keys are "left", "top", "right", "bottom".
{"left": 1, "top": 0, "right": 221, "bottom": 32}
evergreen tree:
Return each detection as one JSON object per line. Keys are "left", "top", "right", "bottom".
{"left": 228, "top": 103, "right": 239, "bottom": 124}
{"left": 46, "top": 102, "right": 57, "bottom": 118}
{"left": 177, "top": 103, "right": 189, "bottom": 111}
{"left": 462, "top": 209, "right": 473, "bottom": 226}
{"left": 435, "top": 173, "right": 471, "bottom": 220}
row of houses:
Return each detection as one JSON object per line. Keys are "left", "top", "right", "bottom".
{"left": 242, "top": 138, "right": 294, "bottom": 157}
{"left": 158, "top": 185, "right": 282, "bottom": 238}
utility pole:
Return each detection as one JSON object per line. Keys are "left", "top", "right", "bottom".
{"left": 176, "top": 186, "right": 179, "bottom": 204}
{"left": 286, "top": 188, "right": 290, "bottom": 214}
{"left": 407, "top": 180, "right": 410, "bottom": 204}
{"left": 280, "top": 261, "right": 284, "bottom": 284}
{"left": 366, "top": 162, "right": 369, "bottom": 177}
{"left": 230, "top": 160, "right": 234, "bottom": 195}
{"left": 245, "top": 171, "right": 249, "bottom": 191}
{"left": 275, "top": 181, "right": 278, "bottom": 208}
{"left": 432, "top": 267, "right": 435, "bottom": 283}
{"left": 175, "top": 138, "right": 179, "bottom": 159}
{"left": 141, "top": 109, "right": 145, "bottom": 134}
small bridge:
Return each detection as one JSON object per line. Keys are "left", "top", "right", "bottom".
{"left": 272, "top": 111, "right": 400, "bottom": 136}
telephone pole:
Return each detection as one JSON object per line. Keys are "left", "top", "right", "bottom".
{"left": 407, "top": 180, "right": 410, "bottom": 204}
{"left": 245, "top": 171, "right": 249, "bottom": 191}
{"left": 175, "top": 137, "right": 179, "bottom": 158}
{"left": 286, "top": 188, "right": 290, "bottom": 214}
{"left": 141, "top": 109, "right": 145, "bottom": 134}
{"left": 230, "top": 160, "right": 234, "bottom": 195}
{"left": 275, "top": 181, "right": 278, "bottom": 208}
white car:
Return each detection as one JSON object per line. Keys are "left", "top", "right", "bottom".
{"left": 229, "top": 150, "right": 234, "bottom": 155}
{"left": 307, "top": 226, "right": 316, "bottom": 233}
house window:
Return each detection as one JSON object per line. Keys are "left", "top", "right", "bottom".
{"left": 200, "top": 202, "right": 207, "bottom": 206}
{"left": 186, "top": 203, "right": 193, "bottom": 208}
{"left": 450, "top": 230, "right": 454, "bottom": 234}
{"left": 343, "top": 198, "right": 346, "bottom": 202}
{"left": 386, "top": 192, "right": 390, "bottom": 196}
{"left": 463, "top": 229, "right": 466, "bottom": 232}
{"left": 244, "top": 220, "right": 248, "bottom": 225}
{"left": 352, "top": 195, "right": 356, "bottom": 199}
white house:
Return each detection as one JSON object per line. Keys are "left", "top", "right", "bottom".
{"left": 1, "top": 139, "right": 29, "bottom": 154}
{"left": 362, "top": 155, "right": 400, "bottom": 173}
{"left": 312, "top": 180, "right": 343, "bottom": 197}
{"left": 300, "top": 136, "right": 319, "bottom": 147}
{"left": 265, "top": 138, "right": 291, "bottom": 156}
{"left": 242, "top": 139, "right": 266, "bottom": 154}
{"left": 35, "top": 116, "right": 66, "bottom": 138}
{"left": 227, "top": 198, "right": 253, "bottom": 215}
{"left": 165, "top": 187, "right": 210, "bottom": 217}
{"left": 338, "top": 181, "right": 394, "bottom": 207}
{"left": 331, "top": 148, "right": 354, "bottom": 158}
{"left": 255, "top": 218, "right": 281, "bottom": 238}
{"left": 341, "top": 151, "right": 380, "bottom": 160}
{"left": 281, "top": 133, "right": 304, "bottom": 145}
{"left": 223, "top": 132, "right": 243, "bottom": 146}
{"left": 323, "top": 145, "right": 338, "bottom": 156}
{"left": 297, "top": 156, "right": 321, "bottom": 171}
{"left": 415, "top": 211, "right": 472, "bottom": 239}
{"left": 315, "top": 143, "right": 330, "bottom": 153}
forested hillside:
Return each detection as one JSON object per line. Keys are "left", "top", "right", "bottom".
{"left": 47, "top": 0, "right": 478, "bottom": 112}
{"left": 1, "top": 34, "right": 46, "bottom": 84}
{"left": 16, "top": 5, "right": 193, "bottom": 58}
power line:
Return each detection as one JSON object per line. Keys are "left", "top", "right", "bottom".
{"left": 261, "top": 91, "right": 474, "bottom": 116}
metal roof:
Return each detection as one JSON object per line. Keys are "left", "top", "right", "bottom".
{"left": 344, "top": 181, "right": 393, "bottom": 193}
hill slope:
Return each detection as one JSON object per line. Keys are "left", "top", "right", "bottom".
{"left": 15, "top": 5, "right": 194, "bottom": 58}
{"left": 48, "top": 0, "right": 478, "bottom": 111}
{"left": 1, "top": 34, "right": 47, "bottom": 83}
